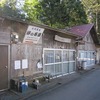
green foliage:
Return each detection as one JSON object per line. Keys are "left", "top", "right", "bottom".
{"left": 82, "top": 0, "right": 100, "bottom": 34}
{"left": 0, "top": 0, "right": 26, "bottom": 20}
{"left": 0, "top": 0, "right": 88, "bottom": 28}
{"left": 82, "top": 0, "right": 100, "bottom": 13}
{"left": 23, "top": 0, "right": 41, "bottom": 22}
{"left": 37, "top": 0, "right": 88, "bottom": 27}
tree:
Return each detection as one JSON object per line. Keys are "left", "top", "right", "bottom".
{"left": 23, "top": 0, "right": 88, "bottom": 28}
{"left": 0, "top": 0, "right": 26, "bottom": 21}
{"left": 23, "top": 0, "right": 41, "bottom": 22}
{"left": 82, "top": 0, "right": 100, "bottom": 34}
{"left": 37, "top": 0, "right": 88, "bottom": 27}
{"left": 0, "top": 0, "right": 88, "bottom": 28}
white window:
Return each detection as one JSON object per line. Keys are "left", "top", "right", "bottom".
{"left": 43, "top": 48, "right": 76, "bottom": 76}
{"left": 79, "top": 50, "right": 95, "bottom": 67}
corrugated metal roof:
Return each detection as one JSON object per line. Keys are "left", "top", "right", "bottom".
{"left": 68, "top": 24, "right": 94, "bottom": 37}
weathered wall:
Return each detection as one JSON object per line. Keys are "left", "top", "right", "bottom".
{"left": 1, "top": 19, "right": 43, "bottom": 78}
{"left": 0, "top": 18, "right": 76, "bottom": 78}
{"left": 78, "top": 32, "right": 96, "bottom": 51}
{"left": 11, "top": 44, "right": 42, "bottom": 78}
{"left": 43, "top": 29, "right": 76, "bottom": 49}
{"left": 2, "top": 19, "right": 27, "bottom": 43}
{"left": 0, "top": 28, "right": 10, "bottom": 44}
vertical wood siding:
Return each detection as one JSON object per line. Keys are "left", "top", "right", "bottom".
{"left": 11, "top": 44, "right": 42, "bottom": 78}
{"left": 0, "top": 28, "right": 10, "bottom": 44}
{"left": 43, "top": 30, "right": 76, "bottom": 49}
{"left": 78, "top": 32, "right": 96, "bottom": 51}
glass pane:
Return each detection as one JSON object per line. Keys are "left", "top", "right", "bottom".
{"left": 85, "top": 52, "right": 88, "bottom": 65}
{"left": 55, "top": 50, "right": 62, "bottom": 62}
{"left": 62, "top": 63, "right": 69, "bottom": 73}
{"left": 87, "top": 52, "right": 90, "bottom": 65}
{"left": 84, "top": 52, "right": 86, "bottom": 61}
{"left": 79, "top": 52, "right": 84, "bottom": 60}
{"left": 63, "top": 51, "right": 69, "bottom": 61}
{"left": 91, "top": 52, "right": 95, "bottom": 65}
{"left": 44, "top": 50, "right": 54, "bottom": 64}
{"left": 69, "top": 51, "right": 75, "bottom": 61}
{"left": 55, "top": 64, "right": 62, "bottom": 75}
{"left": 69, "top": 62, "right": 75, "bottom": 72}
{"left": 44, "top": 65, "right": 55, "bottom": 75}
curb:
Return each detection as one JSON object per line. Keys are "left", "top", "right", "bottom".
{"left": 2, "top": 65, "right": 99, "bottom": 100}
{"left": 17, "top": 73, "right": 80, "bottom": 100}
{"left": 18, "top": 66, "right": 100, "bottom": 100}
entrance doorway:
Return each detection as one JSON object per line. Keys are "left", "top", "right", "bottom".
{"left": 43, "top": 48, "right": 76, "bottom": 76}
{"left": 0, "top": 45, "right": 8, "bottom": 90}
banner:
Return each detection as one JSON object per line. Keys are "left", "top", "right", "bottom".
{"left": 23, "top": 25, "right": 44, "bottom": 44}
{"left": 55, "top": 35, "right": 71, "bottom": 43}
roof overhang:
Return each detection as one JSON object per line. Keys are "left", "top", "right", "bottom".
{"left": 0, "top": 16, "right": 80, "bottom": 38}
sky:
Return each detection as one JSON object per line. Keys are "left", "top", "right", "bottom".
{"left": 16, "top": 0, "right": 25, "bottom": 9}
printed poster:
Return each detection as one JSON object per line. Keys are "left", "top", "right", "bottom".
{"left": 23, "top": 25, "right": 44, "bottom": 44}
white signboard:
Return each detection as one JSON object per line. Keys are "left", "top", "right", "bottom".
{"left": 14, "top": 60, "right": 21, "bottom": 70}
{"left": 23, "top": 25, "right": 44, "bottom": 44}
{"left": 55, "top": 35, "right": 71, "bottom": 43}
{"left": 22, "top": 59, "right": 28, "bottom": 69}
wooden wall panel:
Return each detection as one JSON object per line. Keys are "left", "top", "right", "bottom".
{"left": 78, "top": 32, "right": 96, "bottom": 51}
{"left": 43, "top": 30, "right": 76, "bottom": 49}
{"left": 2, "top": 19, "right": 27, "bottom": 43}
{"left": 0, "top": 29, "right": 10, "bottom": 44}
{"left": 11, "top": 44, "right": 42, "bottom": 78}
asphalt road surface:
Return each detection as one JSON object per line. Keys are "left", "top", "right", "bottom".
{"left": 26, "top": 68, "right": 100, "bottom": 100}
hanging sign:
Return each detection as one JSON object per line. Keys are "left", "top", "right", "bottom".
{"left": 55, "top": 35, "right": 71, "bottom": 43}
{"left": 23, "top": 25, "right": 44, "bottom": 44}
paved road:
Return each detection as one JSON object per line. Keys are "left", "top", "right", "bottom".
{"left": 26, "top": 68, "right": 100, "bottom": 100}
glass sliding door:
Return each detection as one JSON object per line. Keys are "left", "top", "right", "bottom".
{"left": 69, "top": 51, "right": 76, "bottom": 73}
{"left": 62, "top": 50, "right": 69, "bottom": 74}
{"left": 44, "top": 50, "right": 54, "bottom": 64}
{"left": 45, "top": 64, "right": 55, "bottom": 75}
{"left": 55, "top": 50, "right": 62, "bottom": 75}
{"left": 44, "top": 50, "right": 55, "bottom": 75}
{"left": 43, "top": 48, "right": 76, "bottom": 76}
{"left": 78, "top": 50, "right": 95, "bottom": 67}
{"left": 62, "top": 63, "right": 69, "bottom": 74}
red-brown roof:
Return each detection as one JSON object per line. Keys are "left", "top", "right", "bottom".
{"left": 68, "top": 24, "right": 94, "bottom": 37}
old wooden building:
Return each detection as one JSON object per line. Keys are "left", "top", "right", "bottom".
{"left": 68, "top": 24, "right": 99, "bottom": 69}
{"left": 0, "top": 17, "right": 80, "bottom": 91}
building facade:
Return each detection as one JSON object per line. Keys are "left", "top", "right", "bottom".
{"left": 68, "top": 24, "right": 99, "bottom": 69}
{"left": 0, "top": 17, "right": 79, "bottom": 91}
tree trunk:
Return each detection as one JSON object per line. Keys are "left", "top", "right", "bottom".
{"left": 95, "top": 11, "right": 98, "bottom": 33}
